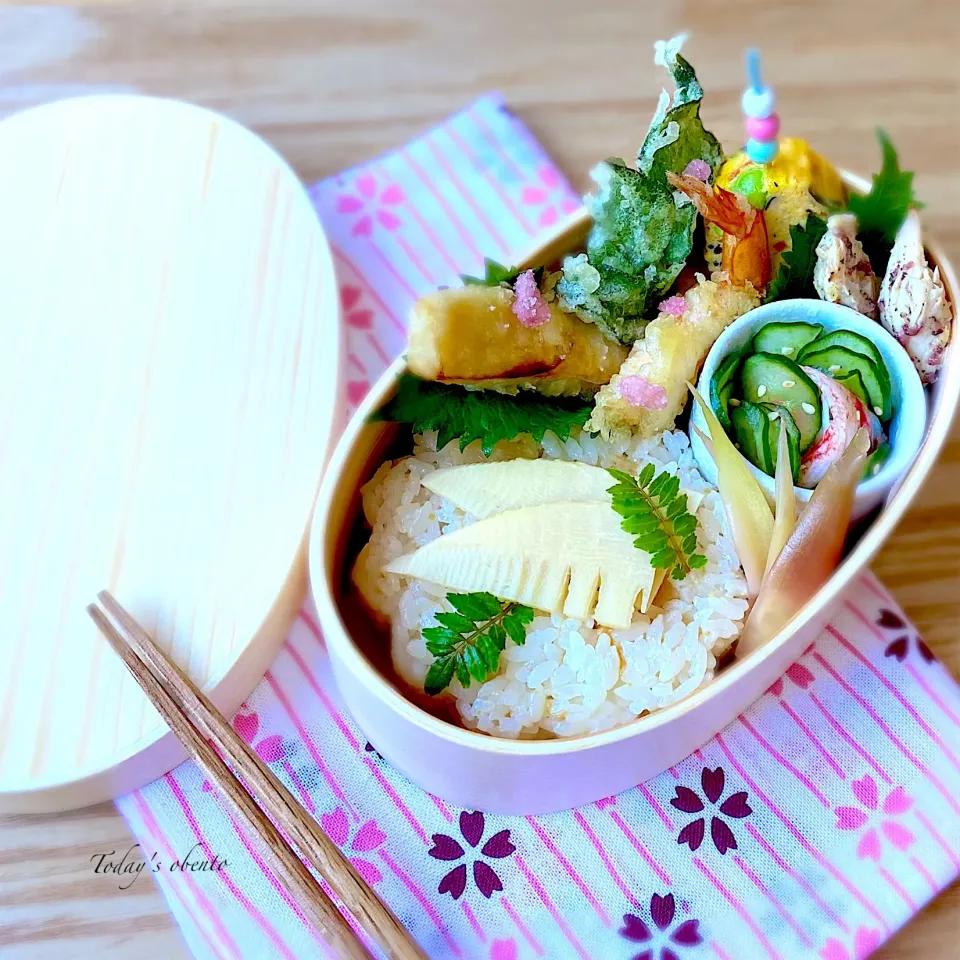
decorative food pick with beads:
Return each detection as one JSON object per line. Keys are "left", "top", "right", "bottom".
{"left": 742, "top": 47, "right": 780, "bottom": 165}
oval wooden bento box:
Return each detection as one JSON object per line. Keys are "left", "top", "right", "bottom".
{"left": 312, "top": 173, "right": 959, "bottom": 816}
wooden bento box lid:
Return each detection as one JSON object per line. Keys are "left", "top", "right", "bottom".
{"left": 0, "top": 95, "right": 342, "bottom": 814}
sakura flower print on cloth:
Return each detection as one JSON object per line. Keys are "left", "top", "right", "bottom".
{"left": 115, "top": 94, "right": 960, "bottom": 960}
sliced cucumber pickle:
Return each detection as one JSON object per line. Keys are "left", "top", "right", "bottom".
{"left": 730, "top": 401, "right": 772, "bottom": 476}
{"left": 864, "top": 441, "right": 891, "bottom": 479}
{"left": 751, "top": 322, "right": 823, "bottom": 361}
{"left": 760, "top": 404, "right": 801, "bottom": 482}
{"left": 833, "top": 369, "right": 870, "bottom": 409}
{"left": 799, "top": 329, "right": 892, "bottom": 407}
{"left": 710, "top": 351, "right": 742, "bottom": 430}
{"left": 739, "top": 353, "right": 822, "bottom": 452}
{"left": 799, "top": 344, "right": 891, "bottom": 421}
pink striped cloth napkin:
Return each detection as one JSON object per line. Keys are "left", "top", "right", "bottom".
{"left": 116, "top": 94, "right": 960, "bottom": 960}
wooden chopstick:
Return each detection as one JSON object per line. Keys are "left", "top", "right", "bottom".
{"left": 88, "top": 591, "right": 426, "bottom": 960}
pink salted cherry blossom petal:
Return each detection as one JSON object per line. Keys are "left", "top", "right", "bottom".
{"left": 511, "top": 269, "right": 551, "bottom": 328}
{"left": 619, "top": 375, "right": 669, "bottom": 410}
{"left": 852, "top": 775, "right": 878, "bottom": 810}
{"left": 658, "top": 295, "right": 687, "bottom": 317}
{"left": 852, "top": 927, "right": 882, "bottom": 959}
{"left": 521, "top": 186, "right": 549, "bottom": 205}
{"left": 380, "top": 183, "right": 405, "bottom": 204}
{"left": 882, "top": 786, "right": 913, "bottom": 815}
{"left": 321, "top": 808, "right": 350, "bottom": 847}
{"left": 356, "top": 173, "right": 377, "bottom": 198}
{"left": 881, "top": 820, "right": 915, "bottom": 851}
{"left": 336, "top": 195, "right": 365, "bottom": 213}
{"left": 683, "top": 158, "right": 711, "bottom": 181}
{"left": 835, "top": 806, "right": 868, "bottom": 830}
{"left": 856, "top": 827, "right": 881, "bottom": 860}
{"left": 376, "top": 209, "right": 402, "bottom": 230}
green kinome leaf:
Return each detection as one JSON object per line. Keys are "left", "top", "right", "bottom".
{"left": 423, "top": 592, "right": 534, "bottom": 695}
{"left": 606, "top": 464, "right": 706, "bottom": 581}
{"left": 374, "top": 373, "right": 592, "bottom": 457}
{"left": 847, "top": 130, "right": 922, "bottom": 275}
{"left": 764, "top": 215, "right": 828, "bottom": 303}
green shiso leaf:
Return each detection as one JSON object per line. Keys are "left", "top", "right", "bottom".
{"left": 846, "top": 129, "right": 922, "bottom": 275}
{"left": 374, "top": 373, "right": 592, "bottom": 457}
{"left": 422, "top": 593, "right": 534, "bottom": 695}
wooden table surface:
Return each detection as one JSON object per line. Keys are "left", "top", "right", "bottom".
{"left": 0, "top": 1, "right": 958, "bottom": 957}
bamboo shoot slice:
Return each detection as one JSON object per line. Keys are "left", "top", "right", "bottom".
{"left": 385, "top": 501, "right": 657, "bottom": 629}
{"left": 423, "top": 459, "right": 703, "bottom": 518}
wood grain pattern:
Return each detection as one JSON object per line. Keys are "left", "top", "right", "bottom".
{"left": 0, "top": 93, "right": 342, "bottom": 813}
{"left": 0, "top": 0, "right": 957, "bottom": 957}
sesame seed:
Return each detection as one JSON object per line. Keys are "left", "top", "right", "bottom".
{"left": 828, "top": 364, "right": 842, "bottom": 373}
{"left": 757, "top": 385, "right": 767, "bottom": 397}
{"left": 768, "top": 410, "right": 778, "bottom": 421}
{"left": 729, "top": 398, "right": 741, "bottom": 407}
{"left": 780, "top": 346, "right": 794, "bottom": 356}
{"left": 801, "top": 402, "right": 816, "bottom": 415}
{"left": 873, "top": 405, "right": 883, "bottom": 416}
{"left": 782, "top": 379, "right": 796, "bottom": 389}
{"left": 872, "top": 463, "right": 881, "bottom": 475}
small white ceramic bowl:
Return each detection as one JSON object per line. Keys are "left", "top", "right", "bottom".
{"left": 689, "top": 299, "right": 928, "bottom": 522}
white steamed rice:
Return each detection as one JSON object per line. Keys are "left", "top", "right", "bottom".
{"left": 352, "top": 428, "right": 748, "bottom": 740}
